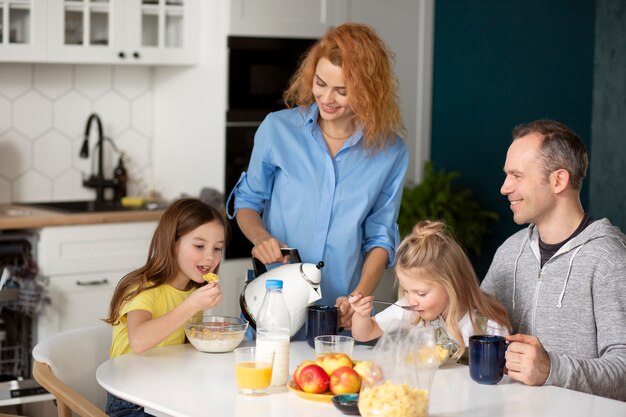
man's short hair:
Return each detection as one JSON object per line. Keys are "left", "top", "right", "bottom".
{"left": 512, "top": 119, "right": 588, "bottom": 190}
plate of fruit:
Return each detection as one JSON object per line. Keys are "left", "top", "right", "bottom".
{"left": 289, "top": 352, "right": 379, "bottom": 403}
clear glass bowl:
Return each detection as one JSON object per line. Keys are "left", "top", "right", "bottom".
{"left": 185, "top": 316, "right": 248, "bottom": 353}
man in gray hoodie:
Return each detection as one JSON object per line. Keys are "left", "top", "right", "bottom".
{"left": 481, "top": 119, "right": 626, "bottom": 401}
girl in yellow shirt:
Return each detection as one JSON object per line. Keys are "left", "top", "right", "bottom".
{"left": 104, "top": 198, "right": 227, "bottom": 416}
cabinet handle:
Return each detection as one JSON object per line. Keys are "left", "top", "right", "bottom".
{"left": 133, "top": 51, "right": 140, "bottom": 59}
{"left": 118, "top": 51, "right": 126, "bottom": 59}
{"left": 76, "top": 278, "right": 109, "bottom": 286}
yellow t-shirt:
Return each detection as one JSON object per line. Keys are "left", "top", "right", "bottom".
{"left": 110, "top": 284, "right": 196, "bottom": 358}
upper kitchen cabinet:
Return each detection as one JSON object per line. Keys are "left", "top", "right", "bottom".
{"left": 48, "top": 0, "right": 198, "bottom": 65}
{"left": 230, "top": 0, "right": 348, "bottom": 39}
{"left": 0, "top": 0, "right": 48, "bottom": 61}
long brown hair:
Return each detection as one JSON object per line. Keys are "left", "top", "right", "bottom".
{"left": 395, "top": 221, "right": 511, "bottom": 355}
{"left": 283, "top": 22, "right": 405, "bottom": 149}
{"left": 105, "top": 198, "right": 228, "bottom": 325}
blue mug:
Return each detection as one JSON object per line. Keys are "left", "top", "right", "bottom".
{"left": 306, "top": 306, "right": 338, "bottom": 348}
{"left": 469, "top": 335, "right": 507, "bottom": 384}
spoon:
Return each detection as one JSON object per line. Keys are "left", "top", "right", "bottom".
{"left": 372, "top": 300, "right": 417, "bottom": 311}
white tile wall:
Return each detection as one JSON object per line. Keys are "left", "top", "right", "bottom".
{"left": 0, "top": 64, "right": 155, "bottom": 204}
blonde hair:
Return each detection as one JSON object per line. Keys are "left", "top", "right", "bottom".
{"left": 283, "top": 22, "right": 405, "bottom": 149}
{"left": 395, "top": 220, "right": 510, "bottom": 355}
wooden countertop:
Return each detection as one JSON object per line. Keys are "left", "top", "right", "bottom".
{"left": 0, "top": 204, "right": 164, "bottom": 230}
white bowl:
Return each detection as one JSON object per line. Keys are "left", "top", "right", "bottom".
{"left": 185, "top": 316, "right": 248, "bottom": 353}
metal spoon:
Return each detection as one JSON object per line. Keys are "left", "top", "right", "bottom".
{"left": 372, "top": 300, "right": 417, "bottom": 311}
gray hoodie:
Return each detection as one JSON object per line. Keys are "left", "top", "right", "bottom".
{"left": 482, "top": 218, "right": 626, "bottom": 401}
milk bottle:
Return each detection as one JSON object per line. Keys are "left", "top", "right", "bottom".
{"left": 256, "top": 279, "right": 291, "bottom": 386}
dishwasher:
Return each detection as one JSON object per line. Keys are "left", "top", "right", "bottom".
{"left": 0, "top": 233, "right": 53, "bottom": 410}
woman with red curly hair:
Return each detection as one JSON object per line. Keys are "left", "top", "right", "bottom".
{"left": 229, "top": 23, "right": 409, "bottom": 330}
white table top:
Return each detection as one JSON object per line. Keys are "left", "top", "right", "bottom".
{"left": 97, "top": 341, "right": 626, "bottom": 417}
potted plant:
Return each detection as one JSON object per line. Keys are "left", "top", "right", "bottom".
{"left": 397, "top": 162, "right": 498, "bottom": 257}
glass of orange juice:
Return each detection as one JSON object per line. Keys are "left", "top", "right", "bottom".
{"left": 234, "top": 347, "right": 274, "bottom": 395}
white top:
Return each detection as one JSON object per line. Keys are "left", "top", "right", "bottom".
{"left": 375, "top": 298, "right": 508, "bottom": 345}
{"left": 96, "top": 341, "right": 626, "bottom": 417}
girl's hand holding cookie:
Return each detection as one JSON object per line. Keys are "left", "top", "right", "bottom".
{"left": 188, "top": 281, "right": 223, "bottom": 310}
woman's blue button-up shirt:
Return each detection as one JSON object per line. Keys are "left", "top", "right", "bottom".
{"left": 229, "top": 104, "right": 409, "bottom": 306}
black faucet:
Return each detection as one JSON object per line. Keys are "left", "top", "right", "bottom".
{"left": 79, "top": 113, "right": 125, "bottom": 206}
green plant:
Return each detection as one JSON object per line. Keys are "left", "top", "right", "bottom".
{"left": 397, "top": 162, "right": 498, "bottom": 257}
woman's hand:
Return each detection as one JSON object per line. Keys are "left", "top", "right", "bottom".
{"left": 187, "top": 282, "right": 223, "bottom": 311}
{"left": 252, "top": 234, "right": 288, "bottom": 264}
{"left": 348, "top": 293, "right": 374, "bottom": 318}
{"left": 336, "top": 296, "right": 355, "bottom": 329}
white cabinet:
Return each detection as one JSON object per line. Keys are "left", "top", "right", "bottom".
{"left": 229, "top": 0, "right": 348, "bottom": 38}
{"left": 0, "top": 0, "right": 48, "bottom": 62}
{"left": 36, "top": 221, "right": 157, "bottom": 341}
{"left": 0, "top": 0, "right": 198, "bottom": 64}
{"left": 48, "top": 0, "right": 198, "bottom": 65}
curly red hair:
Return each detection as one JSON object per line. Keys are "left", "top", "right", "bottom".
{"left": 283, "top": 23, "right": 405, "bottom": 149}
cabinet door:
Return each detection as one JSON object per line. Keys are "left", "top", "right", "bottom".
{"left": 126, "top": 0, "right": 198, "bottom": 65}
{"left": 0, "top": 0, "right": 47, "bottom": 62}
{"left": 36, "top": 270, "right": 125, "bottom": 341}
{"left": 48, "top": 0, "right": 124, "bottom": 63}
{"left": 48, "top": 0, "right": 197, "bottom": 65}
{"left": 230, "top": 0, "right": 348, "bottom": 38}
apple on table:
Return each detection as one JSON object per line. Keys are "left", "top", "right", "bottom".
{"left": 318, "top": 352, "right": 353, "bottom": 376}
{"left": 295, "top": 363, "right": 330, "bottom": 394}
{"left": 329, "top": 366, "right": 361, "bottom": 394}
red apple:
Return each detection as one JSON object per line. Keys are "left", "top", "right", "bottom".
{"left": 298, "top": 364, "right": 330, "bottom": 394}
{"left": 293, "top": 360, "right": 316, "bottom": 389}
{"left": 330, "top": 366, "right": 361, "bottom": 394}
{"left": 321, "top": 352, "right": 353, "bottom": 376}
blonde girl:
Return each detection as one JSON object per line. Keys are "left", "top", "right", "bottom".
{"left": 350, "top": 220, "right": 510, "bottom": 356}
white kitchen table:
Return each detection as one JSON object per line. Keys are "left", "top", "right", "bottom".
{"left": 96, "top": 341, "right": 626, "bottom": 417}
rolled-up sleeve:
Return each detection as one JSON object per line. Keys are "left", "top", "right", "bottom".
{"left": 362, "top": 142, "right": 409, "bottom": 266}
{"left": 231, "top": 118, "right": 276, "bottom": 216}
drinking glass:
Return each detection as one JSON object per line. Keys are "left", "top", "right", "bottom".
{"left": 234, "top": 347, "right": 274, "bottom": 395}
{"left": 314, "top": 335, "right": 354, "bottom": 357}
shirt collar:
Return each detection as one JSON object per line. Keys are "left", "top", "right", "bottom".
{"left": 306, "top": 103, "right": 364, "bottom": 147}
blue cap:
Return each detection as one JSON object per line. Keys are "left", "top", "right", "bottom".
{"left": 265, "top": 279, "right": 283, "bottom": 289}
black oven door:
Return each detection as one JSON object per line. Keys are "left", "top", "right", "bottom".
{"left": 225, "top": 122, "right": 259, "bottom": 259}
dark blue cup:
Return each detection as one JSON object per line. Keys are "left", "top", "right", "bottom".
{"left": 469, "top": 335, "right": 507, "bottom": 384}
{"left": 306, "top": 306, "right": 338, "bottom": 348}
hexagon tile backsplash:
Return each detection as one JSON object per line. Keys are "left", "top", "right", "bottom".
{"left": 0, "top": 63, "right": 154, "bottom": 204}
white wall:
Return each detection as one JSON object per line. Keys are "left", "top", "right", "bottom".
{"left": 153, "top": 0, "right": 230, "bottom": 200}
{"left": 348, "top": 0, "right": 434, "bottom": 184}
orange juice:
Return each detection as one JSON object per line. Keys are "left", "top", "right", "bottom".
{"left": 235, "top": 361, "right": 273, "bottom": 390}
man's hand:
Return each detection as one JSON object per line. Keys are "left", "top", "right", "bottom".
{"left": 335, "top": 296, "right": 354, "bottom": 329}
{"left": 505, "top": 333, "right": 551, "bottom": 386}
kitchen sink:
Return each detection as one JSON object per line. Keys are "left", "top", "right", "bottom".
{"left": 17, "top": 200, "right": 143, "bottom": 213}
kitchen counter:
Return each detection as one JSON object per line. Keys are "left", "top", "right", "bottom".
{"left": 0, "top": 204, "right": 164, "bottom": 230}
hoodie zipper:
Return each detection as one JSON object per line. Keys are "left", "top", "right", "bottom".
{"left": 531, "top": 268, "right": 542, "bottom": 334}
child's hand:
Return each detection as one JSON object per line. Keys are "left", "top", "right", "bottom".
{"left": 188, "top": 282, "right": 223, "bottom": 311}
{"left": 348, "top": 293, "right": 374, "bottom": 317}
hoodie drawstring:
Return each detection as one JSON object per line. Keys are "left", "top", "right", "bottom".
{"left": 512, "top": 234, "right": 529, "bottom": 311}
{"left": 556, "top": 245, "right": 583, "bottom": 308}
